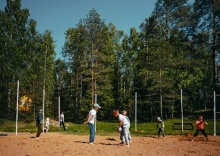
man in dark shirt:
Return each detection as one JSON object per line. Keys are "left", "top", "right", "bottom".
{"left": 36, "top": 109, "right": 43, "bottom": 139}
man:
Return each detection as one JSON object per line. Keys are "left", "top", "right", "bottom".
{"left": 36, "top": 109, "right": 43, "bottom": 139}
{"left": 157, "top": 117, "right": 165, "bottom": 138}
{"left": 60, "top": 112, "right": 66, "bottom": 131}
{"left": 84, "top": 103, "right": 101, "bottom": 145}
{"left": 112, "top": 109, "right": 130, "bottom": 147}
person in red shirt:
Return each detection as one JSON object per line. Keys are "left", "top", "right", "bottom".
{"left": 191, "top": 115, "right": 209, "bottom": 141}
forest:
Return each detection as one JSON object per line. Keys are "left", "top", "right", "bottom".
{"left": 0, "top": 0, "right": 219, "bottom": 123}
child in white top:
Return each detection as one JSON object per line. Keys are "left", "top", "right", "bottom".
{"left": 46, "top": 117, "right": 50, "bottom": 132}
{"left": 113, "top": 109, "right": 130, "bottom": 147}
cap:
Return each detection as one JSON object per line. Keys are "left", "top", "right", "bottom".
{"left": 94, "top": 103, "right": 101, "bottom": 108}
{"left": 157, "top": 117, "right": 161, "bottom": 121}
{"left": 39, "top": 109, "right": 43, "bottom": 112}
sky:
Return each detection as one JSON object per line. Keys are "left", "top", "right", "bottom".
{"left": 0, "top": 0, "right": 157, "bottom": 59}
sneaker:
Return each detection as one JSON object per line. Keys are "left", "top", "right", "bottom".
{"left": 89, "top": 142, "right": 95, "bottom": 145}
{"left": 119, "top": 141, "right": 124, "bottom": 144}
{"left": 126, "top": 145, "right": 130, "bottom": 147}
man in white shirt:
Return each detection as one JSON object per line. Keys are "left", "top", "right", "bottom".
{"left": 113, "top": 109, "right": 130, "bottom": 147}
{"left": 84, "top": 103, "right": 101, "bottom": 145}
{"left": 60, "top": 112, "right": 66, "bottom": 131}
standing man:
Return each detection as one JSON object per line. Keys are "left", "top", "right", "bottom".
{"left": 157, "top": 117, "right": 165, "bottom": 138}
{"left": 84, "top": 103, "right": 101, "bottom": 145}
{"left": 60, "top": 112, "right": 66, "bottom": 131}
{"left": 112, "top": 109, "right": 130, "bottom": 147}
{"left": 36, "top": 109, "right": 43, "bottom": 139}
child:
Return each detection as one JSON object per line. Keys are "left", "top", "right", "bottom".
{"left": 157, "top": 117, "right": 165, "bottom": 138}
{"left": 113, "top": 109, "right": 130, "bottom": 147}
{"left": 191, "top": 115, "right": 209, "bottom": 141}
{"left": 121, "top": 110, "right": 132, "bottom": 143}
{"left": 46, "top": 117, "right": 50, "bottom": 132}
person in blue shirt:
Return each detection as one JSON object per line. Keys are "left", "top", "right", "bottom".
{"left": 36, "top": 109, "right": 43, "bottom": 139}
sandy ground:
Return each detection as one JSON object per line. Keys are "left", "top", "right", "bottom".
{"left": 0, "top": 132, "right": 220, "bottom": 156}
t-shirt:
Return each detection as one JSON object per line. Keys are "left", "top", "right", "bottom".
{"left": 46, "top": 120, "right": 50, "bottom": 126}
{"left": 88, "top": 109, "right": 96, "bottom": 124}
{"left": 60, "top": 114, "right": 64, "bottom": 122}
{"left": 157, "top": 120, "right": 164, "bottom": 128}
{"left": 118, "top": 114, "right": 130, "bottom": 127}
{"left": 36, "top": 113, "right": 42, "bottom": 125}
{"left": 125, "top": 116, "right": 130, "bottom": 123}
{"left": 196, "top": 120, "right": 205, "bottom": 129}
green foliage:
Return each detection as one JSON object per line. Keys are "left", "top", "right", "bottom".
{"left": 0, "top": 0, "right": 219, "bottom": 123}
{"left": 0, "top": 0, "right": 56, "bottom": 120}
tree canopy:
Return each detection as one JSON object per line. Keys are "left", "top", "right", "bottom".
{"left": 0, "top": 0, "right": 219, "bottom": 122}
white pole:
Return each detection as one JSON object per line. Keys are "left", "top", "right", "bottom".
{"left": 42, "top": 46, "right": 47, "bottom": 133}
{"left": 94, "top": 94, "right": 97, "bottom": 132}
{"left": 58, "top": 96, "right": 60, "bottom": 132}
{"left": 214, "top": 91, "right": 216, "bottom": 136}
{"left": 16, "top": 80, "right": 19, "bottom": 136}
{"left": 135, "top": 92, "right": 137, "bottom": 132}
{"left": 42, "top": 85, "right": 45, "bottom": 133}
{"left": 181, "top": 89, "right": 183, "bottom": 133}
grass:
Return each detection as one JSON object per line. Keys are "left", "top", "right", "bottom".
{"left": 0, "top": 118, "right": 219, "bottom": 136}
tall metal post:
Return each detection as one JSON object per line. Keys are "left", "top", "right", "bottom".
{"left": 135, "top": 92, "right": 137, "bottom": 132}
{"left": 58, "top": 96, "right": 60, "bottom": 132}
{"left": 94, "top": 94, "right": 97, "bottom": 132}
{"left": 181, "top": 89, "right": 183, "bottom": 133}
{"left": 16, "top": 80, "right": 19, "bottom": 136}
{"left": 214, "top": 91, "right": 216, "bottom": 136}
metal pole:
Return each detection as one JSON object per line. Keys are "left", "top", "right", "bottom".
{"left": 181, "top": 89, "right": 183, "bottom": 133}
{"left": 214, "top": 91, "right": 216, "bottom": 136}
{"left": 42, "top": 84, "right": 45, "bottom": 133}
{"left": 94, "top": 94, "right": 97, "bottom": 132}
{"left": 58, "top": 96, "right": 60, "bottom": 132}
{"left": 16, "top": 80, "right": 19, "bottom": 136}
{"left": 135, "top": 92, "right": 137, "bottom": 132}
{"left": 42, "top": 46, "right": 47, "bottom": 133}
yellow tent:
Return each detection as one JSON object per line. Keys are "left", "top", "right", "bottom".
{"left": 19, "top": 95, "right": 32, "bottom": 111}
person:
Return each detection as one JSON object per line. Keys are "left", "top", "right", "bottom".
{"left": 191, "top": 115, "right": 209, "bottom": 141}
{"left": 45, "top": 118, "right": 50, "bottom": 133}
{"left": 113, "top": 109, "right": 130, "bottom": 147}
{"left": 36, "top": 109, "right": 43, "bottom": 139}
{"left": 84, "top": 103, "right": 101, "bottom": 145}
{"left": 121, "top": 110, "right": 132, "bottom": 143}
{"left": 60, "top": 112, "right": 66, "bottom": 131}
{"left": 157, "top": 117, "right": 165, "bottom": 138}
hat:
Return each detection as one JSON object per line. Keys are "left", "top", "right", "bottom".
{"left": 39, "top": 109, "right": 43, "bottom": 112}
{"left": 94, "top": 103, "right": 101, "bottom": 108}
{"left": 157, "top": 117, "right": 161, "bottom": 121}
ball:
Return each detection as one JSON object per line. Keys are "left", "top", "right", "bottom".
{"left": 116, "top": 126, "right": 122, "bottom": 133}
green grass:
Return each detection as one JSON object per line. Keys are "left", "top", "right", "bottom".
{"left": 0, "top": 118, "right": 219, "bottom": 136}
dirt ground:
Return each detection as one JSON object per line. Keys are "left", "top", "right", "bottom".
{"left": 0, "top": 132, "right": 220, "bottom": 156}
